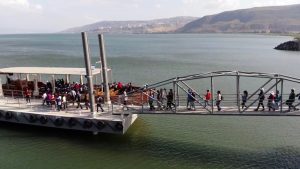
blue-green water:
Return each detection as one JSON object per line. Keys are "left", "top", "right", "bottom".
{"left": 0, "top": 34, "right": 300, "bottom": 169}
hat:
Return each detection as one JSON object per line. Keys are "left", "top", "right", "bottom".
{"left": 261, "top": 88, "right": 264, "bottom": 92}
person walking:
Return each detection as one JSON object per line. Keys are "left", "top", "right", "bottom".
{"left": 187, "top": 89, "right": 192, "bottom": 110}
{"left": 24, "top": 88, "right": 31, "bottom": 103}
{"left": 204, "top": 90, "right": 211, "bottom": 108}
{"left": 286, "top": 88, "right": 296, "bottom": 111}
{"left": 255, "top": 88, "right": 265, "bottom": 111}
{"left": 96, "top": 96, "right": 104, "bottom": 112}
{"left": 241, "top": 90, "right": 248, "bottom": 109}
{"left": 216, "top": 91, "right": 222, "bottom": 111}
{"left": 76, "top": 91, "right": 83, "bottom": 109}
{"left": 167, "top": 89, "right": 175, "bottom": 110}
{"left": 274, "top": 90, "right": 282, "bottom": 110}
{"left": 267, "top": 91, "right": 275, "bottom": 111}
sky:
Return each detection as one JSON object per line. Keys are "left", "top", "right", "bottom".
{"left": 0, "top": 0, "right": 300, "bottom": 34}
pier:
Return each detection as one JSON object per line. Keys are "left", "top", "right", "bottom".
{"left": 0, "top": 33, "right": 300, "bottom": 135}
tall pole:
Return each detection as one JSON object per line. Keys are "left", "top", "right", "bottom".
{"left": 81, "top": 32, "right": 96, "bottom": 115}
{"left": 98, "top": 34, "right": 111, "bottom": 105}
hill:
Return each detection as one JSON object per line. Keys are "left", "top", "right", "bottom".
{"left": 62, "top": 16, "right": 198, "bottom": 34}
{"left": 177, "top": 4, "right": 300, "bottom": 33}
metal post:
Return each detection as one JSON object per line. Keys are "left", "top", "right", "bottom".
{"left": 98, "top": 34, "right": 111, "bottom": 105}
{"left": 81, "top": 32, "right": 96, "bottom": 115}
{"left": 276, "top": 78, "right": 278, "bottom": 93}
{"left": 176, "top": 81, "right": 179, "bottom": 106}
{"left": 236, "top": 73, "right": 241, "bottom": 113}
{"left": 280, "top": 79, "right": 283, "bottom": 113}
{"left": 211, "top": 76, "right": 214, "bottom": 114}
{"left": 173, "top": 81, "right": 177, "bottom": 113}
{"left": 141, "top": 91, "right": 144, "bottom": 113}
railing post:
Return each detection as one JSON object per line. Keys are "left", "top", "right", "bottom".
{"left": 211, "top": 76, "right": 214, "bottom": 114}
{"left": 280, "top": 79, "right": 283, "bottom": 113}
{"left": 236, "top": 72, "right": 241, "bottom": 113}
{"left": 176, "top": 81, "right": 179, "bottom": 106}
{"left": 173, "top": 80, "right": 177, "bottom": 113}
{"left": 141, "top": 91, "right": 144, "bottom": 113}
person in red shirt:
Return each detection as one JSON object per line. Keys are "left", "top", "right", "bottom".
{"left": 204, "top": 90, "right": 211, "bottom": 108}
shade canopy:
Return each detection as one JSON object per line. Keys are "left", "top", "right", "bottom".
{"left": 0, "top": 67, "right": 110, "bottom": 76}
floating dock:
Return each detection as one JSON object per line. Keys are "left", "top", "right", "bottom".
{"left": 0, "top": 98, "right": 137, "bottom": 134}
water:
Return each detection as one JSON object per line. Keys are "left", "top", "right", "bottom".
{"left": 0, "top": 33, "right": 300, "bottom": 168}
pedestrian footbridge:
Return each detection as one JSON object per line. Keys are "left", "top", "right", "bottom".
{"left": 117, "top": 71, "right": 300, "bottom": 116}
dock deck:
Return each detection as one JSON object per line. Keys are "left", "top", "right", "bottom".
{"left": 0, "top": 97, "right": 137, "bottom": 134}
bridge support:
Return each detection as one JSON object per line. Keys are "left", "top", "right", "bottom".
{"left": 280, "top": 79, "right": 283, "bottom": 113}
{"left": 236, "top": 73, "right": 241, "bottom": 113}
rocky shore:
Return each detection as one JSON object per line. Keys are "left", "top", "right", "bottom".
{"left": 275, "top": 40, "right": 299, "bottom": 51}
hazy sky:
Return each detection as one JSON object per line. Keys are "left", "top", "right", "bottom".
{"left": 0, "top": 0, "right": 300, "bottom": 34}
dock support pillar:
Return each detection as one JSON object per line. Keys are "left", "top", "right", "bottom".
{"left": 98, "top": 34, "right": 111, "bottom": 105}
{"left": 82, "top": 32, "right": 96, "bottom": 115}
{"left": 211, "top": 76, "right": 214, "bottom": 114}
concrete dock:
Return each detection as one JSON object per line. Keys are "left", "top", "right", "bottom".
{"left": 0, "top": 97, "right": 137, "bottom": 134}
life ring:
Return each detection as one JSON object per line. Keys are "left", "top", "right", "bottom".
{"left": 68, "top": 118, "right": 77, "bottom": 127}
{"left": 40, "top": 116, "right": 48, "bottom": 124}
{"left": 83, "top": 120, "right": 93, "bottom": 129}
{"left": 54, "top": 118, "right": 64, "bottom": 127}
{"left": 96, "top": 121, "right": 106, "bottom": 129}
{"left": 28, "top": 114, "right": 37, "bottom": 123}
{"left": 5, "top": 111, "right": 13, "bottom": 120}
{"left": 115, "top": 122, "right": 123, "bottom": 131}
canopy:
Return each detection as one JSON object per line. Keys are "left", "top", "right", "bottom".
{"left": 0, "top": 67, "right": 110, "bottom": 76}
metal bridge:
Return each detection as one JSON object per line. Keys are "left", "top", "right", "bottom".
{"left": 116, "top": 71, "right": 300, "bottom": 116}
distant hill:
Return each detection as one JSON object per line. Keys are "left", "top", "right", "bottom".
{"left": 177, "top": 4, "right": 300, "bottom": 33}
{"left": 62, "top": 16, "right": 198, "bottom": 34}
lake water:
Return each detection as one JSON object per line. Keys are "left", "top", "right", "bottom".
{"left": 0, "top": 33, "right": 300, "bottom": 169}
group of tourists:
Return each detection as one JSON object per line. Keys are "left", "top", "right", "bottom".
{"left": 147, "top": 88, "right": 176, "bottom": 111}
{"left": 249, "top": 88, "right": 299, "bottom": 112}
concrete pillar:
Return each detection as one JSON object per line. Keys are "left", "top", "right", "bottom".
{"left": 82, "top": 32, "right": 96, "bottom": 115}
{"left": 98, "top": 34, "right": 111, "bottom": 105}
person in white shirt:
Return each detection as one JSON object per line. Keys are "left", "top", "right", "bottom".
{"left": 42, "top": 92, "right": 47, "bottom": 105}
{"left": 216, "top": 91, "right": 223, "bottom": 111}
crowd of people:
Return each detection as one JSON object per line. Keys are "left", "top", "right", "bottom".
{"left": 21, "top": 79, "right": 135, "bottom": 112}
{"left": 21, "top": 78, "right": 300, "bottom": 113}
{"left": 144, "top": 87, "right": 300, "bottom": 112}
